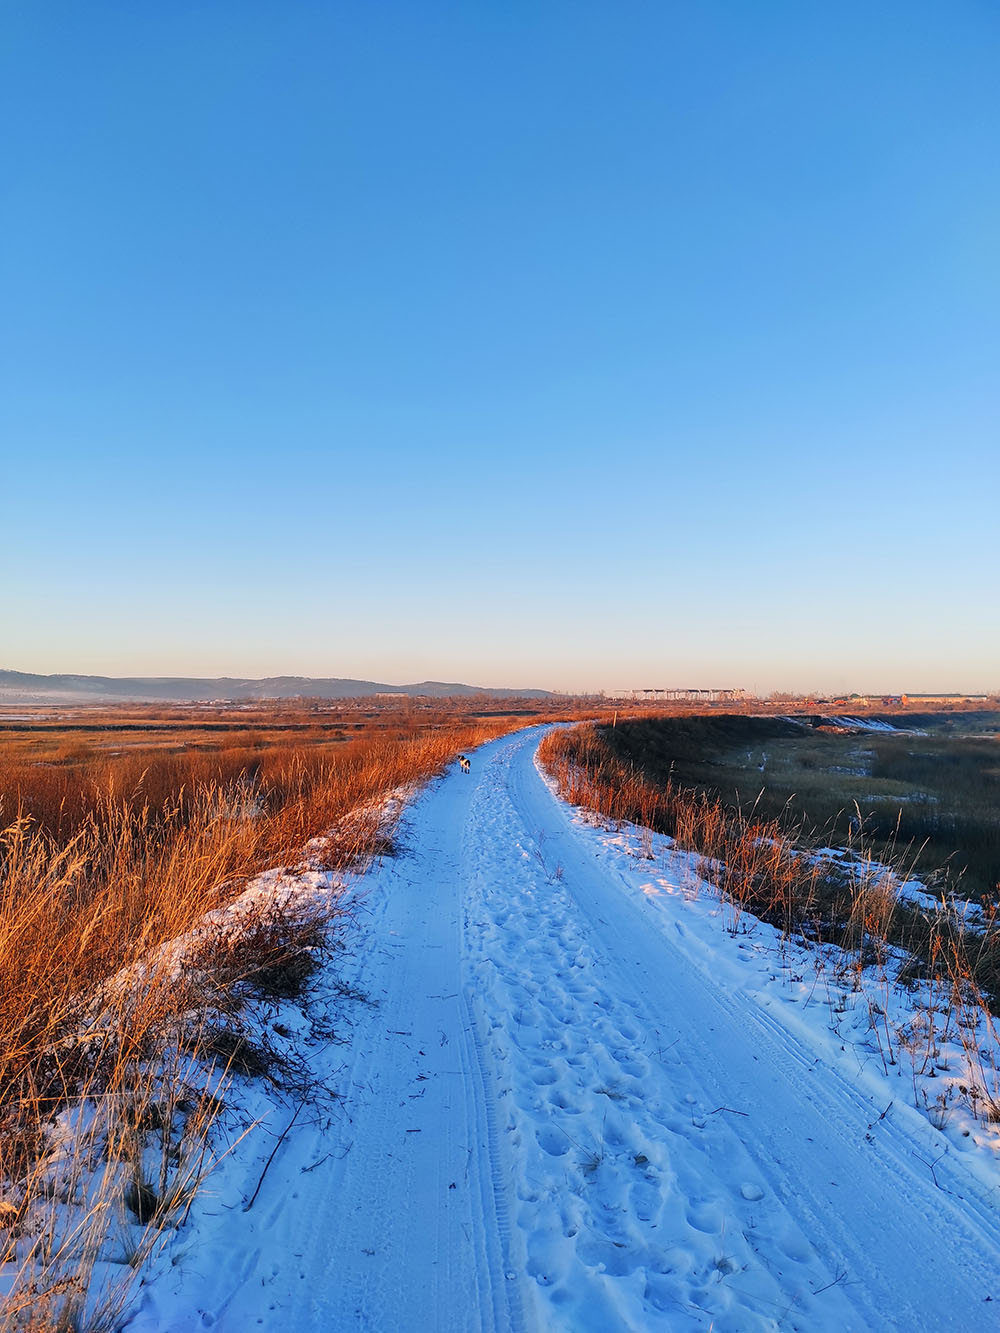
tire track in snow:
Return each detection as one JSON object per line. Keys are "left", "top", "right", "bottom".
{"left": 463, "top": 735, "right": 863, "bottom": 1331}
{"left": 462, "top": 990, "right": 528, "bottom": 1333}
{"left": 496, "top": 730, "right": 1000, "bottom": 1330}
{"left": 134, "top": 761, "right": 522, "bottom": 1333}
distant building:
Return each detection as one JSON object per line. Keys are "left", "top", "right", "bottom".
{"left": 901, "top": 693, "right": 988, "bottom": 706}
{"left": 621, "top": 687, "right": 748, "bottom": 703}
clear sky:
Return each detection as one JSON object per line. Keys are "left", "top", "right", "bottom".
{"left": 3, "top": 1, "right": 998, "bottom": 695}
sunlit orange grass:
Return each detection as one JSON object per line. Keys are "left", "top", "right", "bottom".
{"left": 538, "top": 724, "right": 823, "bottom": 929}
{"left": 0, "top": 715, "right": 522, "bottom": 1328}
{"left": 0, "top": 706, "right": 540, "bottom": 841}
{"left": 0, "top": 719, "right": 517, "bottom": 1144}
{"left": 0, "top": 735, "right": 330, "bottom": 841}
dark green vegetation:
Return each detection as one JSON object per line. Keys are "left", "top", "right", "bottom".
{"left": 542, "top": 718, "right": 1000, "bottom": 1026}
{"left": 601, "top": 712, "right": 1000, "bottom": 897}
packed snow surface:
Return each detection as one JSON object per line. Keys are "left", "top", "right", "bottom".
{"left": 129, "top": 728, "right": 1000, "bottom": 1331}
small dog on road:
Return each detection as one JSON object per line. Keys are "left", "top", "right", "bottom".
{"left": 458, "top": 756, "right": 471, "bottom": 774}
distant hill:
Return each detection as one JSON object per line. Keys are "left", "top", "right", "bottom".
{"left": 0, "top": 670, "right": 553, "bottom": 705}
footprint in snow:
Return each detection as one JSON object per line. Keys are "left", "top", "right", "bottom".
{"left": 536, "top": 1125, "right": 570, "bottom": 1157}
{"left": 686, "top": 1201, "right": 723, "bottom": 1234}
{"left": 531, "top": 1066, "right": 558, "bottom": 1085}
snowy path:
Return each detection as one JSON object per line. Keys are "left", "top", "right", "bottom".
{"left": 131, "top": 728, "right": 1000, "bottom": 1331}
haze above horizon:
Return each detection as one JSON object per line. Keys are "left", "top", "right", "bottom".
{"left": 4, "top": 2, "right": 998, "bottom": 696}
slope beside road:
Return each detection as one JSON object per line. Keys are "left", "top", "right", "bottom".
{"left": 129, "top": 727, "right": 1000, "bottom": 1331}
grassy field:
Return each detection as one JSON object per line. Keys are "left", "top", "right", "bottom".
{"left": 0, "top": 697, "right": 574, "bottom": 837}
{"left": 596, "top": 712, "right": 1000, "bottom": 898}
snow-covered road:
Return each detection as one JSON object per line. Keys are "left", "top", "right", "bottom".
{"left": 131, "top": 728, "right": 1000, "bottom": 1331}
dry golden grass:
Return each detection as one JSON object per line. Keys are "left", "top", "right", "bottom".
{"left": 538, "top": 724, "right": 825, "bottom": 936}
{"left": 0, "top": 696, "right": 604, "bottom": 834}
{"left": 0, "top": 705, "right": 546, "bottom": 1329}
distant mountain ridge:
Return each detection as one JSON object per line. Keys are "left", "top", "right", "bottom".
{"left": 0, "top": 670, "right": 553, "bottom": 704}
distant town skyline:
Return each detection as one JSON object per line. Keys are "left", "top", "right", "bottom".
{"left": 5, "top": 3, "right": 998, "bottom": 694}
{"left": 1, "top": 667, "right": 996, "bottom": 704}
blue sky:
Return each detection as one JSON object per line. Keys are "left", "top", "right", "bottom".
{"left": 3, "top": 1, "right": 998, "bottom": 694}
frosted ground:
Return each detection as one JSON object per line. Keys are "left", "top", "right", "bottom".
{"left": 124, "top": 728, "right": 1000, "bottom": 1331}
